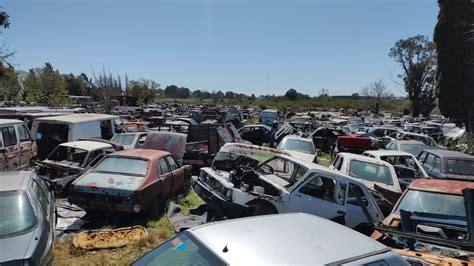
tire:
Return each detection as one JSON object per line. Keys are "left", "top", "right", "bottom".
{"left": 247, "top": 201, "right": 277, "bottom": 216}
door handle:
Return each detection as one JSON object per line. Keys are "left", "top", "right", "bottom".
{"left": 337, "top": 210, "right": 346, "bottom": 215}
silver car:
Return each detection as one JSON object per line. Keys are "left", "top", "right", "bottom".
{"left": 0, "top": 171, "right": 55, "bottom": 265}
{"left": 132, "top": 213, "right": 408, "bottom": 265}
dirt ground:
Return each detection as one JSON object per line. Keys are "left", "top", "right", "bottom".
{"left": 54, "top": 191, "right": 203, "bottom": 266}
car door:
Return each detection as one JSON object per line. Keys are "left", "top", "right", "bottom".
{"left": 0, "top": 125, "right": 20, "bottom": 170}
{"left": 167, "top": 156, "right": 184, "bottom": 193}
{"left": 344, "top": 183, "right": 373, "bottom": 228}
{"left": 287, "top": 173, "right": 345, "bottom": 223}
{"left": 17, "top": 123, "right": 35, "bottom": 167}
{"left": 158, "top": 157, "right": 173, "bottom": 196}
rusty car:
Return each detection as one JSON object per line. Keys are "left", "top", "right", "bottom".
{"left": 36, "top": 139, "right": 123, "bottom": 195}
{"left": 371, "top": 179, "right": 474, "bottom": 264}
{"left": 0, "top": 119, "right": 37, "bottom": 171}
{"left": 68, "top": 149, "right": 192, "bottom": 217}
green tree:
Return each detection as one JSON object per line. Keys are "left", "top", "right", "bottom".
{"left": 389, "top": 35, "right": 437, "bottom": 117}
{"left": 23, "top": 63, "right": 69, "bottom": 106}
{"left": 127, "top": 79, "right": 162, "bottom": 105}
{"left": 434, "top": 0, "right": 474, "bottom": 132}
{"left": 0, "top": 63, "right": 20, "bottom": 101}
{"left": 285, "top": 88, "right": 298, "bottom": 101}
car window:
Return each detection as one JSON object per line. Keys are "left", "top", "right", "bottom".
{"left": 0, "top": 191, "right": 37, "bottom": 238}
{"left": 299, "top": 175, "right": 337, "bottom": 203}
{"left": 347, "top": 183, "right": 368, "bottom": 206}
{"left": 433, "top": 156, "right": 441, "bottom": 172}
{"left": 418, "top": 151, "right": 427, "bottom": 163}
{"left": 167, "top": 156, "right": 177, "bottom": 171}
{"left": 423, "top": 154, "right": 435, "bottom": 168}
{"left": 293, "top": 165, "right": 308, "bottom": 182}
{"left": 334, "top": 156, "right": 344, "bottom": 170}
{"left": 17, "top": 124, "right": 30, "bottom": 142}
{"left": 159, "top": 158, "right": 170, "bottom": 175}
{"left": 30, "top": 178, "right": 49, "bottom": 214}
{"left": 259, "top": 157, "right": 295, "bottom": 180}
{"left": 1, "top": 126, "right": 17, "bottom": 147}
{"left": 446, "top": 159, "right": 474, "bottom": 176}
{"left": 86, "top": 150, "right": 103, "bottom": 166}
{"left": 337, "top": 182, "right": 346, "bottom": 204}
{"left": 348, "top": 160, "right": 393, "bottom": 185}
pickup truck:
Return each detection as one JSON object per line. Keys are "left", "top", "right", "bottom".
{"left": 192, "top": 154, "right": 384, "bottom": 234}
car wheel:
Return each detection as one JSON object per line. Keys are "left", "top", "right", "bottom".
{"left": 248, "top": 202, "right": 277, "bottom": 216}
{"left": 148, "top": 197, "right": 164, "bottom": 219}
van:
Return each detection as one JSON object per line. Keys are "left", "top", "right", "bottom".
{"left": 31, "top": 114, "right": 119, "bottom": 160}
{"left": 0, "top": 119, "right": 37, "bottom": 171}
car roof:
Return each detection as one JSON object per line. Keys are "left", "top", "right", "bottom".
{"left": 0, "top": 119, "right": 24, "bottom": 125}
{"left": 60, "top": 140, "right": 113, "bottom": 151}
{"left": 423, "top": 149, "right": 474, "bottom": 159}
{"left": 110, "top": 148, "right": 170, "bottom": 160}
{"left": 337, "top": 152, "right": 394, "bottom": 167}
{"left": 281, "top": 135, "right": 312, "bottom": 142}
{"left": 363, "top": 150, "right": 415, "bottom": 157}
{"left": 242, "top": 124, "right": 272, "bottom": 130}
{"left": 409, "top": 178, "right": 474, "bottom": 195}
{"left": 34, "top": 113, "right": 118, "bottom": 124}
{"left": 391, "top": 140, "right": 427, "bottom": 145}
{"left": 0, "top": 171, "right": 34, "bottom": 192}
{"left": 189, "top": 213, "right": 389, "bottom": 264}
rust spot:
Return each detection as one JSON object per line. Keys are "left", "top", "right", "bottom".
{"left": 409, "top": 178, "right": 474, "bottom": 195}
{"left": 84, "top": 182, "right": 98, "bottom": 187}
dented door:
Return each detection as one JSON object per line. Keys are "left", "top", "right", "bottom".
{"left": 0, "top": 126, "right": 20, "bottom": 171}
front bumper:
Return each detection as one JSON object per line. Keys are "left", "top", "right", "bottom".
{"left": 68, "top": 196, "right": 140, "bottom": 213}
{"left": 191, "top": 176, "right": 248, "bottom": 218}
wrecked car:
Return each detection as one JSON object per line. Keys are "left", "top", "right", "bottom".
{"left": 0, "top": 171, "right": 55, "bottom": 265}
{"left": 418, "top": 149, "right": 474, "bottom": 181}
{"left": 385, "top": 140, "right": 428, "bottom": 157}
{"left": 276, "top": 135, "right": 317, "bottom": 163}
{"left": 371, "top": 179, "right": 474, "bottom": 264}
{"left": 68, "top": 149, "right": 192, "bottom": 217}
{"left": 132, "top": 213, "right": 408, "bottom": 265}
{"left": 237, "top": 124, "right": 274, "bottom": 146}
{"left": 36, "top": 139, "right": 123, "bottom": 195}
{"left": 192, "top": 154, "right": 384, "bottom": 233}
{"left": 309, "top": 127, "right": 345, "bottom": 151}
{"left": 0, "top": 119, "right": 37, "bottom": 171}
{"left": 330, "top": 135, "right": 374, "bottom": 159}
{"left": 112, "top": 132, "right": 148, "bottom": 150}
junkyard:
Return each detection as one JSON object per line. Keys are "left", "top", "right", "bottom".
{"left": 1, "top": 1, "right": 474, "bottom": 265}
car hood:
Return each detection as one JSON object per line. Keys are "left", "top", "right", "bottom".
{"left": 285, "top": 150, "right": 315, "bottom": 163}
{"left": 72, "top": 172, "right": 144, "bottom": 196}
{"left": 0, "top": 230, "right": 35, "bottom": 262}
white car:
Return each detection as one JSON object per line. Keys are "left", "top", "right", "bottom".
{"left": 276, "top": 135, "right": 317, "bottom": 163}
{"left": 132, "top": 213, "right": 408, "bottom": 265}
{"left": 193, "top": 154, "right": 384, "bottom": 232}
{"left": 111, "top": 132, "right": 148, "bottom": 149}
{"left": 363, "top": 150, "right": 428, "bottom": 180}
{"left": 330, "top": 152, "right": 402, "bottom": 193}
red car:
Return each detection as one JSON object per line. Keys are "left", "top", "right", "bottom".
{"left": 68, "top": 149, "right": 192, "bottom": 217}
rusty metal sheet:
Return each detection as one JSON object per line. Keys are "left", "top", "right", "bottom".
{"left": 74, "top": 172, "right": 143, "bottom": 195}
{"left": 142, "top": 132, "right": 187, "bottom": 164}
{"left": 396, "top": 249, "right": 474, "bottom": 265}
{"left": 410, "top": 178, "right": 474, "bottom": 195}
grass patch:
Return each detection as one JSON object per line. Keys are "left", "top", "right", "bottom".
{"left": 55, "top": 190, "right": 203, "bottom": 265}
{"left": 318, "top": 151, "right": 332, "bottom": 167}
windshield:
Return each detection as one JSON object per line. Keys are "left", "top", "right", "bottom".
{"left": 277, "top": 138, "right": 315, "bottom": 154}
{"left": 400, "top": 144, "right": 426, "bottom": 156}
{"left": 112, "top": 134, "right": 136, "bottom": 146}
{"left": 133, "top": 232, "right": 224, "bottom": 266}
{"left": 349, "top": 160, "right": 393, "bottom": 185}
{"left": 0, "top": 192, "right": 37, "bottom": 238}
{"left": 94, "top": 157, "right": 148, "bottom": 176}
{"left": 261, "top": 112, "right": 277, "bottom": 120}
{"left": 395, "top": 190, "right": 466, "bottom": 220}
{"left": 212, "top": 152, "right": 260, "bottom": 171}
{"left": 48, "top": 145, "right": 88, "bottom": 166}
{"left": 447, "top": 159, "right": 474, "bottom": 176}
{"left": 257, "top": 157, "right": 305, "bottom": 186}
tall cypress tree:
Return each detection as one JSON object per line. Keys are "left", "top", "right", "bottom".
{"left": 434, "top": 0, "right": 474, "bottom": 132}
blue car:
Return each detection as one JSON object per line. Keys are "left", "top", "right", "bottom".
{"left": 237, "top": 125, "right": 274, "bottom": 146}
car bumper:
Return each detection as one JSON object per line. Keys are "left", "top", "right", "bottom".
{"left": 191, "top": 177, "right": 248, "bottom": 218}
{"left": 68, "top": 197, "right": 140, "bottom": 213}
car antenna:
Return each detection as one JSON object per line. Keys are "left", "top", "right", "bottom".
{"left": 222, "top": 245, "right": 228, "bottom": 253}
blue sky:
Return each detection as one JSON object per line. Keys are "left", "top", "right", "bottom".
{"left": 2, "top": 0, "right": 438, "bottom": 96}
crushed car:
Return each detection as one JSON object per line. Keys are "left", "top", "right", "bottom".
{"left": 68, "top": 149, "right": 192, "bottom": 217}
{"left": 36, "top": 139, "right": 123, "bottom": 195}
{"left": 371, "top": 179, "right": 474, "bottom": 264}
{"left": 192, "top": 154, "right": 384, "bottom": 233}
